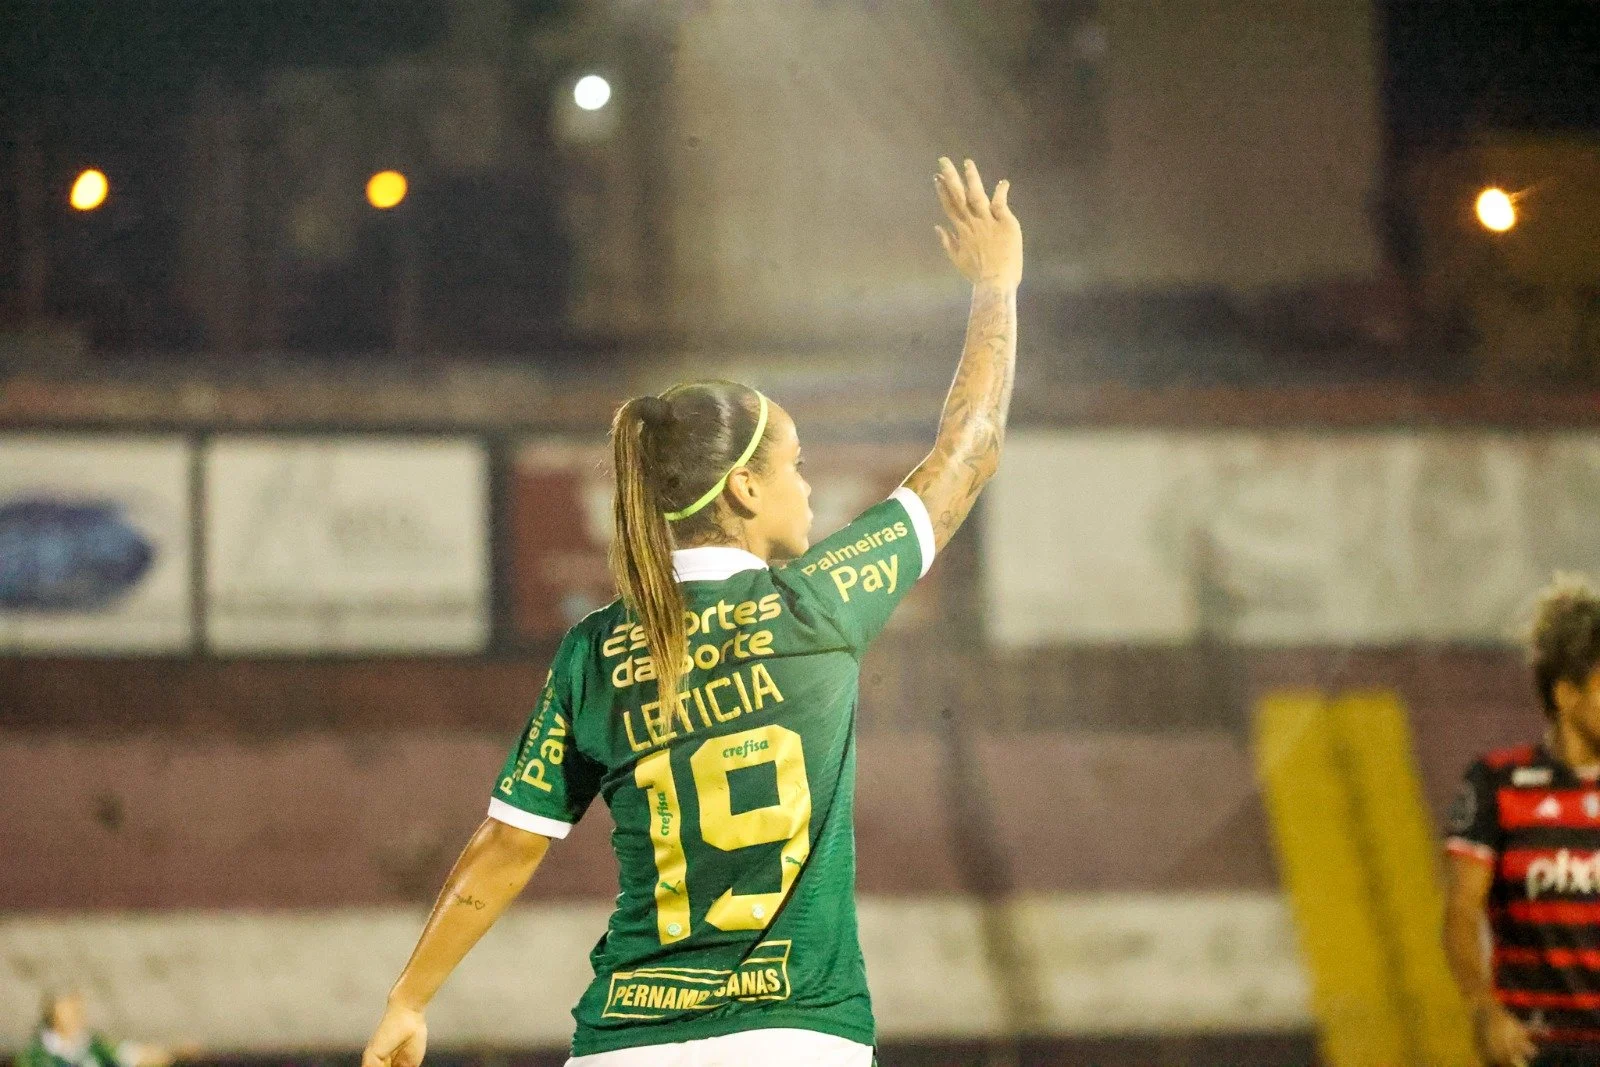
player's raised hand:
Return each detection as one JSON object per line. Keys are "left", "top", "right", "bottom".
{"left": 362, "top": 1002, "right": 428, "bottom": 1067}
{"left": 934, "top": 157, "right": 1022, "bottom": 290}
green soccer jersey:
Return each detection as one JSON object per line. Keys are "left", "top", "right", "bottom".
{"left": 489, "top": 489, "right": 935, "bottom": 1056}
{"left": 18, "top": 1031, "right": 123, "bottom": 1067}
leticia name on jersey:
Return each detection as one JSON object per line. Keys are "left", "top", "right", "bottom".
{"left": 623, "top": 661, "right": 787, "bottom": 753}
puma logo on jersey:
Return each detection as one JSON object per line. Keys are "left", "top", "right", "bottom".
{"left": 659, "top": 880, "right": 682, "bottom": 895}
{"left": 829, "top": 554, "right": 899, "bottom": 603}
{"left": 784, "top": 856, "right": 803, "bottom": 868}
{"left": 1527, "top": 849, "right": 1600, "bottom": 899}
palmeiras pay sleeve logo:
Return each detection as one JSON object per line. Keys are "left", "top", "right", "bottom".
{"left": 0, "top": 499, "right": 155, "bottom": 611}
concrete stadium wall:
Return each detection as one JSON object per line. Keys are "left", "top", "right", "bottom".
{"left": 1, "top": 731, "right": 1276, "bottom": 909}
{"left": 0, "top": 897, "right": 1307, "bottom": 1053}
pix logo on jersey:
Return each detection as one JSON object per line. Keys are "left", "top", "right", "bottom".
{"left": 1527, "top": 850, "right": 1600, "bottom": 899}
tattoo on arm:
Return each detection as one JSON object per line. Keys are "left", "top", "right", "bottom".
{"left": 453, "top": 892, "right": 488, "bottom": 911}
{"left": 903, "top": 283, "right": 1018, "bottom": 551}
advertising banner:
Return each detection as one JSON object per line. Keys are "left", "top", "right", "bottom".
{"left": 510, "top": 440, "right": 941, "bottom": 639}
{"left": 0, "top": 435, "right": 192, "bottom": 653}
{"left": 986, "top": 431, "right": 1600, "bottom": 647}
{"left": 205, "top": 437, "right": 488, "bottom": 653}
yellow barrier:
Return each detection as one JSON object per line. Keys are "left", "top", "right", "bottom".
{"left": 1254, "top": 689, "right": 1477, "bottom": 1067}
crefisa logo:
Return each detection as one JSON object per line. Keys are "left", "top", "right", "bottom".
{"left": 0, "top": 499, "right": 155, "bottom": 611}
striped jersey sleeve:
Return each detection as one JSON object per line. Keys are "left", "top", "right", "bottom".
{"left": 1445, "top": 758, "right": 1500, "bottom": 864}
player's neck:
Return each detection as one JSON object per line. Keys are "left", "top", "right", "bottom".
{"left": 1550, "top": 720, "right": 1600, "bottom": 774}
{"left": 677, "top": 527, "right": 771, "bottom": 563}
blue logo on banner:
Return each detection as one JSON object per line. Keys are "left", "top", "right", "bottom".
{"left": 0, "top": 500, "right": 156, "bottom": 611}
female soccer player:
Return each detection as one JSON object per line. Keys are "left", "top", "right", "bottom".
{"left": 361, "top": 157, "right": 1022, "bottom": 1067}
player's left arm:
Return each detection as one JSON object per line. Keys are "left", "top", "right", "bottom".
{"left": 363, "top": 819, "right": 552, "bottom": 1067}
{"left": 1444, "top": 851, "right": 1536, "bottom": 1066}
{"left": 366, "top": 643, "right": 600, "bottom": 1067}
{"left": 1442, "top": 759, "right": 1535, "bottom": 1066}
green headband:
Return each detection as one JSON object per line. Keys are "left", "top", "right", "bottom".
{"left": 664, "top": 391, "right": 770, "bottom": 522}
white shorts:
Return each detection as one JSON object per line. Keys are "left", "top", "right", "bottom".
{"left": 565, "top": 1027, "right": 873, "bottom": 1066}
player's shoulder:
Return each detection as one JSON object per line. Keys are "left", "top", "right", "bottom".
{"left": 1482, "top": 743, "right": 1542, "bottom": 771}
{"left": 1463, "top": 743, "right": 1549, "bottom": 788}
{"left": 549, "top": 599, "right": 629, "bottom": 677}
{"left": 564, "top": 598, "right": 627, "bottom": 642}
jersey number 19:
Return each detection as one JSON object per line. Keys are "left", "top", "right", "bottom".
{"left": 633, "top": 724, "right": 812, "bottom": 944}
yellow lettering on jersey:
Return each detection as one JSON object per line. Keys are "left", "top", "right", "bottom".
{"left": 748, "top": 663, "right": 783, "bottom": 710}
{"left": 830, "top": 566, "right": 857, "bottom": 601}
{"left": 828, "top": 554, "right": 898, "bottom": 602}
{"left": 730, "top": 670, "right": 755, "bottom": 715}
{"left": 799, "top": 522, "right": 908, "bottom": 576}
{"left": 623, "top": 710, "right": 651, "bottom": 753}
{"left": 620, "top": 664, "right": 787, "bottom": 754}
{"left": 704, "top": 676, "right": 739, "bottom": 723}
{"left": 691, "top": 686, "right": 714, "bottom": 729}
{"left": 670, "top": 691, "right": 698, "bottom": 736}
{"left": 642, "top": 699, "right": 677, "bottom": 745}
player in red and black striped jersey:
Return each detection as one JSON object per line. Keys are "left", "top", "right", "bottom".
{"left": 1446, "top": 576, "right": 1600, "bottom": 1067}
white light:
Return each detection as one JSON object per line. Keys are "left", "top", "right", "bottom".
{"left": 1476, "top": 187, "right": 1517, "bottom": 233}
{"left": 574, "top": 75, "right": 612, "bottom": 112}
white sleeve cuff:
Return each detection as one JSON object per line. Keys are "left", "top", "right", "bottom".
{"left": 1445, "top": 836, "right": 1496, "bottom": 864}
{"left": 488, "top": 797, "right": 574, "bottom": 839}
{"left": 890, "top": 486, "right": 936, "bottom": 579}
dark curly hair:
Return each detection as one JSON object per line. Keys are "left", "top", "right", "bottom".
{"left": 1528, "top": 573, "right": 1600, "bottom": 719}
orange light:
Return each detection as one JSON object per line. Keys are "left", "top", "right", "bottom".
{"left": 70, "top": 169, "right": 108, "bottom": 211}
{"left": 366, "top": 170, "right": 408, "bottom": 210}
{"left": 1476, "top": 187, "right": 1516, "bottom": 233}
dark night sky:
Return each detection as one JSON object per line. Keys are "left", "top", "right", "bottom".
{"left": 1, "top": 0, "right": 1596, "bottom": 352}
{"left": 1385, "top": 0, "right": 1600, "bottom": 142}
{"left": 1, "top": 1, "right": 1596, "bottom": 134}
{"left": 1, "top": 1, "right": 1595, "bottom": 152}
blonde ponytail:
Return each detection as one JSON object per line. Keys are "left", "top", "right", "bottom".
{"left": 610, "top": 397, "right": 689, "bottom": 715}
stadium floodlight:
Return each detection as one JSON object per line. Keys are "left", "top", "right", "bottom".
{"left": 574, "top": 75, "right": 612, "bottom": 112}
{"left": 1476, "top": 187, "right": 1517, "bottom": 233}
{"left": 70, "top": 169, "right": 108, "bottom": 211}
{"left": 367, "top": 170, "right": 408, "bottom": 210}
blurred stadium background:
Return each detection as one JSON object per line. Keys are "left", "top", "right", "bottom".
{"left": 3, "top": 1, "right": 1600, "bottom": 1064}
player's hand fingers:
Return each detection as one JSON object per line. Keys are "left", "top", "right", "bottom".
{"left": 992, "top": 179, "right": 1013, "bottom": 218}
{"left": 962, "top": 158, "right": 992, "bottom": 219}
{"left": 935, "top": 225, "right": 958, "bottom": 262}
{"left": 936, "top": 158, "right": 967, "bottom": 222}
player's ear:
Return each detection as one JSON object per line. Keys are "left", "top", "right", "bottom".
{"left": 725, "top": 467, "right": 760, "bottom": 514}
